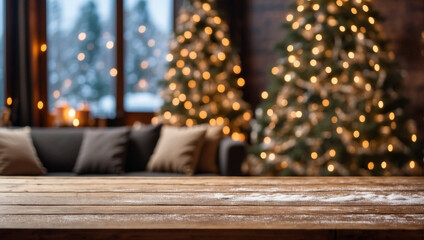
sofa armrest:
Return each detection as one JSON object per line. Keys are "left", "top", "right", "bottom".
{"left": 218, "top": 137, "right": 247, "bottom": 176}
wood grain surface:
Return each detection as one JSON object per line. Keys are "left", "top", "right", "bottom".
{"left": 0, "top": 177, "right": 423, "bottom": 240}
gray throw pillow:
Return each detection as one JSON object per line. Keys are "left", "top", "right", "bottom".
{"left": 126, "top": 124, "right": 162, "bottom": 171}
{"left": 0, "top": 127, "right": 46, "bottom": 175}
{"left": 73, "top": 127, "right": 130, "bottom": 174}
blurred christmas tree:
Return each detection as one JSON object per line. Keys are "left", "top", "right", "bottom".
{"left": 250, "top": 0, "right": 422, "bottom": 176}
{"left": 155, "top": 0, "right": 251, "bottom": 141}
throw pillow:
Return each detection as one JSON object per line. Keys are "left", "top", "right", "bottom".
{"left": 197, "top": 125, "right": 223, "bottom": 173}
{"left": 126, "top": 124, "right": 162, "bottom": 171}
{"left": 0, "top": 127, "right": 46, "bottom": 175}
{"left": 73, "top": 127, "right": 130, "bottom": 174}
{"left": 147, "top": 125, "right": 207, "bottom": 175}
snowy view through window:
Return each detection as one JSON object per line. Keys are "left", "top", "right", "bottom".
{"left": 0, "top": 0, "right": 4, "bottom": 107}
{"left": 47, "top": 0, "right": 116, "bottom": 118}
{"left": 124, "top": 0, "right": 172, "bottom": 112}
{"left": 47, "top": 0, "right": 173, "bottom": 117}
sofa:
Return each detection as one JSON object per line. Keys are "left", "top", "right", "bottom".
{"left": 24, "top": 125, "right": 246, "bottom": 176}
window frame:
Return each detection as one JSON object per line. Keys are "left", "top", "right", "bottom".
{"left": 4, "top": 0, "right": 177, "bottom": 126}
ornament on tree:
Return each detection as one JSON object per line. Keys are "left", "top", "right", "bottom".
{"left": 155, "top": 0, "right": 251, "bottom": 141}
{"left": 250, "top": 0, "right": 422, "bottom": 176}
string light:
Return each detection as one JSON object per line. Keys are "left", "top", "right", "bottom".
{"left": 287, "top": 45, "right": 294, "bottom": 52}
{"left": 202, "top": 71, "right": 210, "bottom": 80}
{"left": 217, "top": 84, "right": 226, "bottom": 93}
{"left": 6, "top": 97, "right": 12, "bottom": 106}
{"left": 77, "top": 53, "right": 85, "bottom": 61}
{"left": 199, "top": 111, "right": 207, "bottom": 119}
{"left": 411, "top": 134, "right": 417, "bottom": 142}
{"left": 343, "top": 62, "right": 349, "bottom": 69}
{"left": 109, "top": 68, "right": 118, "bottom": 77}
{"left": 327, "top": 164, "right": 335, "bottom": 172}
{"left": 223, "top": 126, "right": 231, "bottom": 135}
{"left": 204, "top": 27, "right": 213, "bottom": 35}
{"left": 305, "top": 24, "right": 312, "bottom": 30}
{"left": 261, "top": 91, "right": 269, "bottom": 99}
{"left": 189, "top": 51, "right": 197, "bottom": 59}
{"left": 409, "top": 161, "right": 416, "bottom": 169}
{"left": 106, "top": 41, "right": 114, "bottom": 49}
{"left": 78, "top": 32, "right": 86, "bottom": 41}
{"left": 353, "top": 130, "right": 360, "bottom": 138}
{"left": 286, "top": 14, "right": 294, "bottom": 22}
{"left": 37, "top": 101, "right": 44, "bottom": 110}
{"left": 325, "top": 66, "right": 332, "bottom": 73}
{"left": 284, "top": 74, "right": 292, "bottom": 82}
{"left": 311, "top": 152, "right": 318, "bottom": 159}
{"left": 362, "top": 5, "right": 369, "bottom": 12}
{"left": 378, "top": 100, "right": 384, "bottom": 109}
{"left": 381, "top": 161, "right": 387, "bottom": 169}
{"left": 53, "top": 90, "right": 60, "bottom": 99}
{"left": 362, "top": 140, "right": 369, "bottom": 148}
{"left": 373, "top": 45, "right": 379, "bottom": 53}
{"left": 202, "top": 3, "right": 211, "bottom": 11}
{"left": 147, "top": 39, "right": 155, "bottom": 47}
{"left": 40, "top": 44, "right": 47, "bottom": 52}
{"left": 322, "top": 99, "right": 330, "bottom": 107}
{"left": 233, "top": 65, "right": 242, "bottom": 74}
{"left": 72, "top": 119, "right": 80, "bottom": 127}
{"left": 297, "top": 5, "right": 304, "bottom": 12}
{"left": 222, "top": 38, "right": 230, "bottom": 46}
{"left": 271, "top": 67, "right": 279, "bottom": 75}
{"left": 237, "top": 78, "right": 245, "bottom": 87}
{"left": 368, "top": 162, "right": 374, "bottom": 170}
{"left": 267, "top": 109, "right": 274, "bottom": 117}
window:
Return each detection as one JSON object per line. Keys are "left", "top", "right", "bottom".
{"left": 47, "top": 0, "right": 116, "bottom": 118}
{"left": 46, "top": 0, "right": 174, "bottom": 118}
{"left": 0, "top": 0, "right": 4, "bottom": 107}
{"left": 124, "top": 0, "right": 173, "bottom": 112}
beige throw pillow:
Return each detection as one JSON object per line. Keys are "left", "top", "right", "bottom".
{"left": 147, "top": 125, "right": 207, "bottom": 175}
{"left": 0, "top": 127, "right": 46, "bottom": 175}
{"left": 197, "top": 125, "right": 223, "bottom": 173}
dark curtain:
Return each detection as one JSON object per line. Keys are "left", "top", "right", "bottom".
{"left": 6, "top": 0, "right": 33, "bottom": 126}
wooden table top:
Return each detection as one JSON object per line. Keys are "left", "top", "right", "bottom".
{"left": 0, "top": 176, "right": 423, "bottom": 230}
